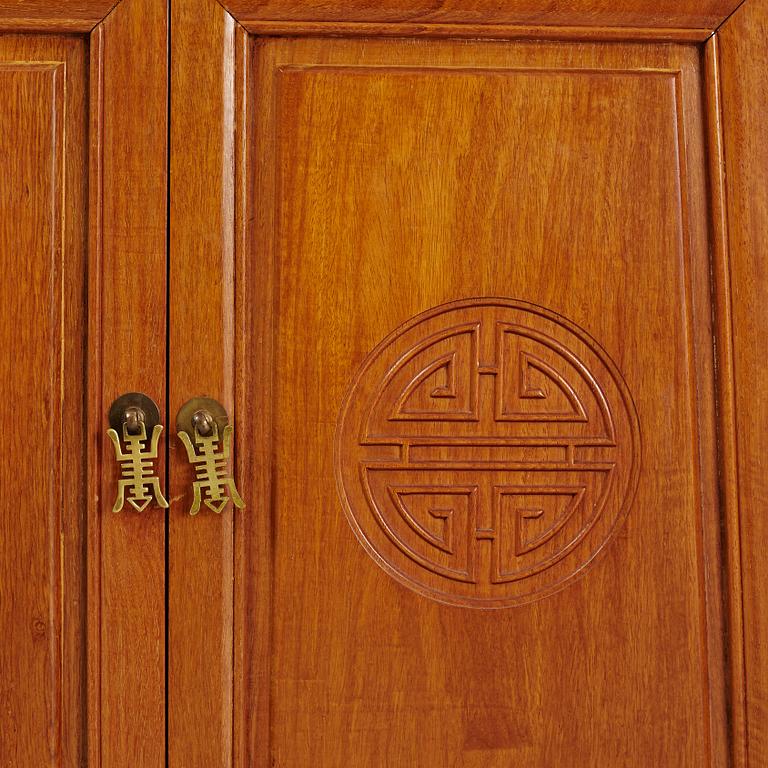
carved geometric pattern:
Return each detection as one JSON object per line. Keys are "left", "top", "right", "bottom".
{"left": 335, "top": 298, "right": 641, "bottom": 608}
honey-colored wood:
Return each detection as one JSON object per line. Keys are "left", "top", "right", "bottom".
{"left": 714, "top": 2, "right": 768, "bottom": 763}
{"left": 220, "top": 0, "right": 742, "bottom": 32}
{"left": 0, "top": 2, "right": 167, "bottom": 765}
{"left": 87, "top": 0, "right": 168, "bottom": 764}
{"left": 702, "top": 36, "right": 747, "bottom": 768}
{"left": 238, "top": 20, "right": 714, "bottom": 42}
{"left": 168, "top": 0, "right": 238, "bottom": 765}
{"left": 216, "top": 36, "right": 731, "bottom": 767}
{"left": 0, "top": 0, "right": 120, "bottom": 32}
{"left": 0, "top": 35, "right": 87, "bottom": 768}
{"left": 6, "top": 1, "right": 763, "bottom": 764}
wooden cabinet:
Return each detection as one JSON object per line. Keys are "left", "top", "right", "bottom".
{"left": 0, "top": 2, "right": 166, "bottom": 764}
{"left": 2, "top": 0, "right": 767, "bottom": 765}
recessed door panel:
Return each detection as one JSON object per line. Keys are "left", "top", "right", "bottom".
{"left": 235, "top": 37, "right": 724, "bottom": 766}
{"left": 0, "top": 35, "right": 87, "bottom": 766}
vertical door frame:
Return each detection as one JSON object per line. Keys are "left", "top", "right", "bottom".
{"left": 0, "top": 0, "right": 168, "bottom": 764}
{"left": 169, "top": 1, "right": 765, "bottom": 767}
{"left": 167, "top": 0, "right": 240, "bottom": 764}
{"left": 88, "top": 1, "right": 168, "bottom": 764}
{"left": 707, "top": 3, "right": 768, "bottom": 766}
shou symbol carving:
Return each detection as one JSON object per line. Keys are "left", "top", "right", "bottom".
{"left": 335, "top": 298, "right": 640, "bottom": 608}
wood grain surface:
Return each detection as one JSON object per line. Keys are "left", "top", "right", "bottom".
{"left": 227, "top": 36, "right": 732, "bottom": 767}
{"left": 237, "top": 20, "right": 715, "bottom": 42}
{"left": 220, "top": 0, "right": 743, "bottom": 32}
{"left": 0, "top": 34, "right": 87, "bottom": 768}
{"left": 4, "top": 1, "right": 763, "bottom": 764}
{"left": 168, "top": 0, "right": 238, "bottom": 764}
{"left": 0, "top": 0, "right": 120, "bottom": 31}
{"left": 715, "top": 1, "right": 768, "bottom": 764}
{"left": 89, "top": 0, "right": 168, "bottom": 764}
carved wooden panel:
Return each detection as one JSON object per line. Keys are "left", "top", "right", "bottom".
{"left": 336, "top": 298, "right": 640, "bottom": 607}
{"left": 235, "top": 34, "right": 730, "bottom": 767}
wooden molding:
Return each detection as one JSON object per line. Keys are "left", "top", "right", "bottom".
{"left": 217, "top": 0, "right": 743, "bottom": 34}
{"left": 703, "top": 34, "right": 748, "bottom": 768}
{"left": 0, "top": 0, "right": 121, "bottom": 32}
{"left": 167, "top": 0, "right": 239, "bottom": 764}
{"left": 237, "top": 19, "right": 714, "bottom": 42}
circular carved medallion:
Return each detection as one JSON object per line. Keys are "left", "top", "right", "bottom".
{"left": 335, "top": 299, "right": 640, "bottom": 608}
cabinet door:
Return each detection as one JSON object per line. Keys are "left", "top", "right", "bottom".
{"left": 0, "top": 1, "right": 167, "bottom": 765}
{"left": 169, "top": 2, "right": 767, "bottom": 766}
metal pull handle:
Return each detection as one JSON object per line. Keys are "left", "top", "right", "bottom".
{"left": 107, "top": 392, "right": 169, "bottom": 513}
{"left": 176, "top": 397, "right": 245, "bottom": 516}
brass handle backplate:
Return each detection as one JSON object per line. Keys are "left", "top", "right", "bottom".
{"left": 176, "top": 397, "right": 244, "bottom": 516}
{"left": 107, "top": 392, "right": 169, "bottom": 513}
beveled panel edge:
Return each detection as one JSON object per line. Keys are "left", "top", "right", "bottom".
{"left": 666, "top": 63, "right": 732, "bottom": 768}
{"left": 233, "top": 19, "right": 253, "bottom": 768}
{"left": 85, "top": 23, "right": 105, "bottom": 768}
{"left": 703, "top": 31, "right": 748, "bottom": 768}
{"left": 274, "top": 63, "right": 684, "bottom": 76}
{"left": 235, "top": 20, "right": 714, "bottom": 42}
{"left": 2, "top": 58, "right": 68, "bottom": 767}
{"left": 48, "top": 56, "right": 67, "bottom": 768}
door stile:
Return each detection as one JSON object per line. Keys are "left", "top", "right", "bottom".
{"left": 168, "top": 0, "right": 240, "bottom": 764}
{"left": 702, "top": 33, "right": 748, "bottom": 768}
{"left": 712, "top": 2, "right": 768, "bottom": 763}
{"left": 87, "top": 0, "right": 168, "bottom": 764}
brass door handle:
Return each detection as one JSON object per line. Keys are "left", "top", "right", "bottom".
{"left": 107, "top": 392, "right": 169, "bottom": 512}
{"left": 176, "top": 397, "right": 245, "bottom": 516}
